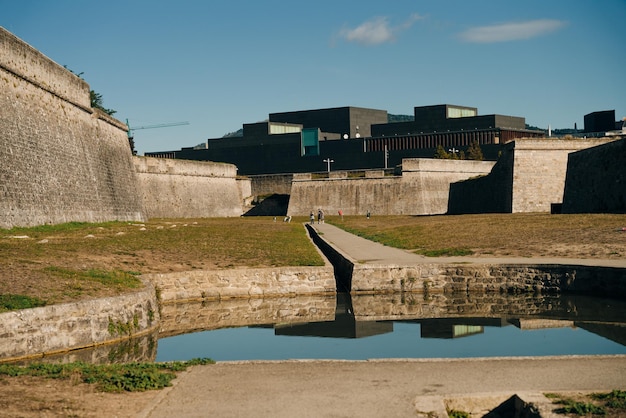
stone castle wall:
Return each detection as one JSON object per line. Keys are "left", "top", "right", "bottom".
{"left": 133, "top": 156, "right": 247, "bottom": 218}
{"left": 562, "top": 138, "right": 625, "bottom": 213}
{"left": 0, "top": 27, "right": 144, "bottom": 229}
{"left": 448, "top": 138, "right": 615, "bottom": 214}
{"left": 287, "top": 159, "right": 494, "bottom": 216}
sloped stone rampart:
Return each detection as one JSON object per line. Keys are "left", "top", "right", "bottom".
{"left": 0, "top": 282, "right": 159, "bottom": 362}
{"left": 133, "top": 156, "right": 246, "bottom": 218}
{"left": 144, "top": 266, "right": 336, "bottom": 303}
{"left": 562, "top": 138, "right": 625, "bottom": 213}
{"left": 0, "top": 27, "right": 145, "bottom": 229}
{"left": 449, "top": 138, "right": 616, "bottom": 214}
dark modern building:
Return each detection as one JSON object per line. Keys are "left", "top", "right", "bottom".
{"left": 146, "top": 104, "right": 543, "bottom": 175}
{"left": 367, "top": 104, "right": 536, "bottom": 153}
{"left": 584, "top": 110, "right": 617, "bottom": 133}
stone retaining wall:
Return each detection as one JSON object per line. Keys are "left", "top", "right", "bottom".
{"left": 0, "top": 282, "right": 159, "bottom": 362}
{"left": 159, "top": 296, "right": 336, "bottom": 337}
{"left": 350, "top": 264, "right": 626, "bottom": 298}
{"left": 144, "top": 266, "right": 336, "bottom": 303}
{"left": 349, "top": 292, "right": 626, "bottom": 322}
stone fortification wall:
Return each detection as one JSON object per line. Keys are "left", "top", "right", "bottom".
{"left": 0, "top": 282, "right": 159, "bottom": 362}
{"left": 510, "top": 139, "right": 613, "bottom": 212}
{"left": 144, "top": 266, "right": 336, "bottom": 303}
{"left": 448, "top": 138, "right": 614, "bottom": 214}
{"left": 249, "top": 173, "right": 294, "bottom": 196}
{"left": 448, "top": 146, "right": 514, "bottom": 214}
{"left": 0, "top": 28, "right": 144, "bottom": 229}
{"left": 133, "top": 156, "right": 247, "bottom": 218}
{"left": 562, "top": 138, "right": 625, "bottom": 213}
{"left": 287, "top": 159, "right": 494, "bottom": 216}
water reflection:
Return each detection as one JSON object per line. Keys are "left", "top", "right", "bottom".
{"left": 26, "top": 292, "right": 626, "bottom": 364}
{"left": 156, "top": 293, "right": 626, "bottom": 361}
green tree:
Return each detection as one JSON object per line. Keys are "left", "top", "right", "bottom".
{"left": 90, "top": 90, "right": 116, "bottom": 116}
{"left": 434, "top": 144, "right": 450, "bottom": 159}
{"left": 466, "top": 140, "right": 484, "bottom": 160}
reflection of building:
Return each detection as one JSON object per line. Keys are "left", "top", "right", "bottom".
{"left": 416, "top": 318, "right": 510, "bottom": 339}
{"left": 273, "top": 293, "right": 393, "bottom": 338}
{"left": 146, "top": 104, "right": 543, "bottom": 175}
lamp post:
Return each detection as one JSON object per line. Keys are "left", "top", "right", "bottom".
{"left": 323, "top": 158, "right": 334, "bottom": 172}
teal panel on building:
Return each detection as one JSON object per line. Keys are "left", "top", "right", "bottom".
{"left": 301, "top": 128, "right": 320, "bottom": 156}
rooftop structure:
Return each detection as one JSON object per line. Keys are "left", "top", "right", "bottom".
{"left": 147, "top": 104, "right": 543, "bottom": 175}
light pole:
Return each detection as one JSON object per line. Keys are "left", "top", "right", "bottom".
{"left": 323, "top": 158, "right": 334, "bottom": 172}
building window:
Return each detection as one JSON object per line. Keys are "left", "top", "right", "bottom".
{"left": 447, "top": 107, "right": 476, "bottom": 119}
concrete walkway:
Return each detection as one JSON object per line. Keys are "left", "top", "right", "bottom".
{"left": 141, "top": 356, "right": 626, "bottom": 418}
{"left": 140, "top": 223, "right": 626, "bottom": 417}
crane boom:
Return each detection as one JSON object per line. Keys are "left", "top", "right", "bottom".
{"left": 126, "top": 119, "right": 189, "bottom": 138}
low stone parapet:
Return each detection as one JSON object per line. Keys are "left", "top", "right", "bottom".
{"left": 351, "top": 264, "right": 626, "bottom": 298}
{"left": 159, "top": 295, "right": 336, "bottom": 337}
{"left": 145, "top": 266, "right": 336, "bottom": 303}
{"left": 0, "top": 281, "right": 159, "bottom": 362}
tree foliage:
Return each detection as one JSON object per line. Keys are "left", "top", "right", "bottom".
{"left": 466, "top": 140, "right": 484, "bottom": 160}
{"left": 90, "top": 90, "right": 117, "bottom": 116}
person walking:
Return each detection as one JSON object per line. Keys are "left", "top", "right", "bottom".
{"left": 310, "top": 211, "right": 315, "bottom": 225}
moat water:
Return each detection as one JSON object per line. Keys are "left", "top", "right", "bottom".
{"left": 155, "top": 293, "right": 626, "bottom": 362}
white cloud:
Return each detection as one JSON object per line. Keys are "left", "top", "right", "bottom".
{"left": 460, "top": 19, "right": 566, "bottom": 43}
{"left": 339, "top": 13, "right": 423, "bottom": 46}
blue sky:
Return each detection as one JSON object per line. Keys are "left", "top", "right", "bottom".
{"left": 3, "top": 1, "right": 625, "bottom": 155}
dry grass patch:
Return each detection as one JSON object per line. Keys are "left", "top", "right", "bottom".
{"left": 0, "top": 217, "right": 323, "bottom": 305}
{"left": 328, "top": 213, "right": 626, "bottom": 259}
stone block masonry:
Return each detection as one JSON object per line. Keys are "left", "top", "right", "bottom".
{"left": 145, "top": 266, "right": 337, "bottom": 303}
{"left": 133, "top": 156, "right": 248, "bottom": 218}
{"left": 449, "top": 138, "right": 615, "bottom": 214}
{"left": 562, "top": 138, "right": 625, "bottom": 213}
{"left": 0, "top": 281, "right": 159, "bottom": 362}
{"left": 159, "top": 296, "right": 336, "bottom": 337}
{"left": 350, "top": 264, "right": 626, "bottom": 299}
{"left": 0, "top": 27, "right": 144, "bottom": 228}
{"left": 287, "top": 159, "right": 494, "bottom": 216}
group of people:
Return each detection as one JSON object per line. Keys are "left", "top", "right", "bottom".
{"left": 310, "top": 209, "right": 325, "bottom": 224}
{"left": 308, "top": 208, "right": 371, "bottom": 223}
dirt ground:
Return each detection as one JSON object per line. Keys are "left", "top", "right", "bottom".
{"left": 0, "top": 374, "right": 160, "bottom": 417}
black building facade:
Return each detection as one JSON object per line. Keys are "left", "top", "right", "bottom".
{"left": 146, "top": 104, "right": 543, "bottom": 175}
